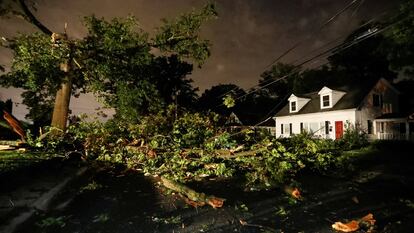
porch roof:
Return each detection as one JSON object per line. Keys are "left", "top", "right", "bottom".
{"left": 374, "top": 113, "right": 412, "bottom": 122}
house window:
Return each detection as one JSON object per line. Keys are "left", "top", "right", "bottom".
{"left": 367, "top": 120, "right": 373, "bottom": 134}
{"left": 284, "top": 124, "right": 291, "bottom": 135}
{"left": 280, "top": 124, "right": 284, "bottom": 134}
{"left": 310, "top": 122, "right": 319, "bottom": 133}
{"left": 303, "top": 123, "right": 309, "bottom": 133}
{"left": 373, "top": 94, "right": 383, "bottom": 107}
{"left": 325, "top": 121, "right": 330, "bottom": 134}
{"left": 300, "top": 122, "right": 304, "bottom": 133}
{"left": 289, "top": 123, "right": 293, "bottom": 135}
{"left": 322, "top": 95, "right": 330, "bottom": 107}
{"left": 290, "top": 101, "right": 297, "bottom": 112}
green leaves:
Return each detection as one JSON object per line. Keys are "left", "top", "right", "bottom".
{"left": 153, "top": 3, "right": 217, "bottom": 66}
{"left": 2, "top": 4, "right": 215, "bottom": 127}
{"left": 81, "top": 9, "right": 215, "bottom": 122}
{"left": 223, "top": 94, "right": 235, "bottom": 108}
{"left": 384, "top": 0, "right": 414, "bottom": 73}
{"left": 172, "top": 112, "right": 218, "bottom": 148}
{"left": 5, "top": 33, "right": 68, "bottom": 90}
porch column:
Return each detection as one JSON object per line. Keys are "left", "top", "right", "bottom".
{"left": 373, "top": 120, "right": 378, "bottom": 139}
{"left": 406, "top": 122, "right": 409, "bottom": 141}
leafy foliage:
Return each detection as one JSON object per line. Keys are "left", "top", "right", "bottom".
{"left": 223, "top": 94, "right": 236, "bottom": 108}
{"left": 1, "top": 3, "right": 217, "bottom": 127}
{"left": 0, "top": 33, "right": 76, "bottom": 125}
{"left": 30, "top": 110, "right": 358, "bottom": 191}
{"left": 153, "top": 3, "right": 217, "bottom": 67}
{"left": 172, "top": 112, "right": 219, "bottom": 148}
{"left": 385, "top": 0, "right": 414, "bottom": 75}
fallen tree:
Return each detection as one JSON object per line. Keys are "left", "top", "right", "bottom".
{"left": 27, "top": 111, "right": 349, "bottom": 209}
{"left": 2, "top": 110, "right": 26, "bottom": 142}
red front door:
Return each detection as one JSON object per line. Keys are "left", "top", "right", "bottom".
{"left": 335, "top": 121, "right": 343, "bottom": 139}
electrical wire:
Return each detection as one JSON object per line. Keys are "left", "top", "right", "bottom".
{"left": 263, "top": 0, "right": 361, "bottom": 70}
{"left": 207, "top": 14, "right": 408, "bottom": 142}
{"left": 218, "top": 0, "right": 365, "bottom": 100}
{"left": 217, "top": 12, "right": 403, "bottom": 111}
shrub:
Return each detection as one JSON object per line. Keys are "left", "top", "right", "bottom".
{"left": 172, "top": 112, "right": 220, "bottom": 148}
{"left": 336, "top": 122, "right": 368, "bottom": 150}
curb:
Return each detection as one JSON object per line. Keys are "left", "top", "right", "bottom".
{"left": 0, "top": 166, "right": 88, "bottom": 233}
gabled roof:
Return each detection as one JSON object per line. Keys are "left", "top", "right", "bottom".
{"left": 275, "top": 79, "right": 385, "bottom": 117}
{"left": 288, "top": 94, "right": 310, "bottom": 101}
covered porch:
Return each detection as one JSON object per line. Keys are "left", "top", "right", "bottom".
{"left": 373, "top": 114, "right": 414, "bottom": 141}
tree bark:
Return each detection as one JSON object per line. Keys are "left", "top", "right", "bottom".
{"left": 51, "top": 60, "right": 72, "bottom": 130}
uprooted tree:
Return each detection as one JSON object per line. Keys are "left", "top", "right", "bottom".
{"left": 0, "top": 0, "right": 217, "bottom": 130}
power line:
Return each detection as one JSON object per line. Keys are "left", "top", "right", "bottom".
{"left": 240, "top": 11, "right": 388, "bottom": 94}
{"left": 289, "top": 12, "right": 385, "bottom": 66}
{"left": 263, "top": 0, "right": 361, "bottom": 70}
{"left": 218, "top": 0, "right": 363, "bottom": 100}
{"left": 351, "top": 0, "right": 365, "bottom": 18}
{"left": 214, "top": 14, "right": 405, "bottom": 112}
{"left": 208, "top": 17, "right": 405, "bottom": 141}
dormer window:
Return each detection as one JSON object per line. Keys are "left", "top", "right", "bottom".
{"left": 290, "top": 101, "right": 297, "bottom": 112}
{"left": 318, "top": 86, "right": 345, "bottom": 109}
{"left": 288, "top": 94, "right": 310, "bottom": 113}
{"left": 322, "top": 95, "right": 330, "bottom": 108}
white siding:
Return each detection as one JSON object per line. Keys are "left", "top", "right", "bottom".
{"left": 275, "top": 109, "right": 357, "bottom": 139}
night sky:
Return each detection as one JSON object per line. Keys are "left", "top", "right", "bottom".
{"left": 0, "top": 0, "right": 402, "bottom": 120}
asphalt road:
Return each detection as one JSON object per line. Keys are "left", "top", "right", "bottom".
{"left": 1, "top": 144, "right": 414, "bottom": 233}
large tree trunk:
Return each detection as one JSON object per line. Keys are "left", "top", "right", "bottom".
{"left": 51, "top": 60, "right": 72, "bottom": 131}
{"left": 17, "top": 0, "right": 73, "bottom": 131}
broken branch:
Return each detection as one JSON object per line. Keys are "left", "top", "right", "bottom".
{"left": 160, "top": 176, "right": 225, "bottom": 208}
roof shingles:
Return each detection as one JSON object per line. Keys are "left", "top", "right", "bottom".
{"left": 275, "top": 81, "right": 377, "bottom": 117}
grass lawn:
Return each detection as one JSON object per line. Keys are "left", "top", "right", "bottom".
{"left": 0, "top": 151, "right": 59, "bottom": 175}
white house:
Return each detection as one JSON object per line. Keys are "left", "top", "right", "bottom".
{"left": 274, "top": 78, "right": 414, "bottom": 140}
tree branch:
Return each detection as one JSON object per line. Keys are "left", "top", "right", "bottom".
{"left": 17, "top": 0, "right": 52, "bottom": 35}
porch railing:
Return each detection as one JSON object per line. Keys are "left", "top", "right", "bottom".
{"left": 377, "top": 133, "right": 414, "bottom": 141}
